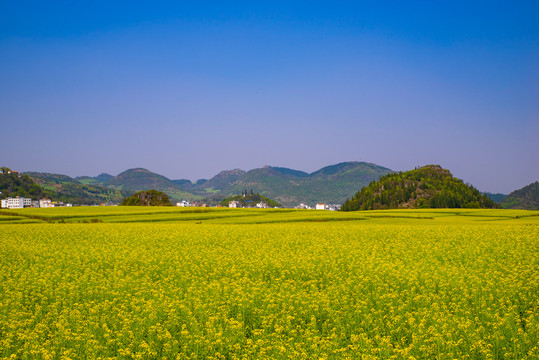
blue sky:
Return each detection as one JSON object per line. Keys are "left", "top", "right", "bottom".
{"left": 1, "top": 1, "right": 538, "bottom": 193}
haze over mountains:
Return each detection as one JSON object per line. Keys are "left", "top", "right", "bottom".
{"left": 64, "top": 162, "right": 392, "bottom": 207}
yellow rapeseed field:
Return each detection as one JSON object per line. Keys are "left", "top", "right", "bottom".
{"left": 0, "top": 208, "right": 538, "bottom": 359}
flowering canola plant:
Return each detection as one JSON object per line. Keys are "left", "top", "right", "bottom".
{"left": 0, "top": 209, "right": 538, "bottom": 359}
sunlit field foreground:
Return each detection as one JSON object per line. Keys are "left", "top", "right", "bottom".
{"left": 1, "top": 208, "right": 538, "bottom": 359}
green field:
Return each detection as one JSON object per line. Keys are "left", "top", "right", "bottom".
{"left": 0, "top": 208, "right": 538, "bottom": 359}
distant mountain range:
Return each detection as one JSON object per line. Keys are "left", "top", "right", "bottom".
{"left": 170, "top": 162, "right": 392, "bottom": 206}
{"left": 8, "top": 163, "right": 536, "bottom": 209}
{"left": 23, "top": 162, "right": 392, "bottom": 207}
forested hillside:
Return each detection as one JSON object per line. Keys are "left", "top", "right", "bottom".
{"left": 341, "top": 165, "right": 497, "bottom": 211}
{"left": 24, "top": 171, "right": 129, "bottom": 205}
{"left": 1, "top": 168, "right": 52, "bottom": 199}
{"left": 501, "top": 181, "right": 539, "bottom": 210}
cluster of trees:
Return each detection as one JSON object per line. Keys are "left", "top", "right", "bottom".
{"left": 341, "top": 165, "right": 498, "bottom": 211}
{"left": 120, "top": 190, "right": 172, "bottom": 206}
{"left": 221, "top": 191, "right": 280, "bottom": 208}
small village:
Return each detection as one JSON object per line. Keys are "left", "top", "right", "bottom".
{"left": 174, "top": 199, "right": 341, "bottom": 210}
{"left": 0, "top": 195, "right": 340, "bottom": 211}
{"left": 0, "top": 196, "right": 71, "bottom": 209}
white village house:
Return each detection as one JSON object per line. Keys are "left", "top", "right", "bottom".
{"left": 315, "top": 203, "right": 341, "bottom": 211}
{"left": 39, "top": 199, "right": 53, "bottom": 208}
{"left": 229, "top": 200, "right": 240, "bottom": 208}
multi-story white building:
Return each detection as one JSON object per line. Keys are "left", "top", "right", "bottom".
{"left": 176, "top": 200, "right": 191, "bottom": 207}
{"left": 1, "top": 197, "right": 32, "bottom": 209}
{"left": 229, "top": 200, "right": 240, "bottom": 208}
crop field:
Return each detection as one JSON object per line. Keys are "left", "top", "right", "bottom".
{"left": 0, "top": 208, "right": 538, "bottom": 359}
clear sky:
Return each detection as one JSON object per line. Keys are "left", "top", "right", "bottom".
{"left": 1, "top": 1, "right": 538, "bottom": 194}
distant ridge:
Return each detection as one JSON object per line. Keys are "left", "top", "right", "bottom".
{"left": 21, "top": 162, "right": 391, "bottom": 206}
{"left": 485, "top": 192, "right": 507, "bottom": 203}
{"left": 341, "top": 165, "right": 497, "bottom": 211}
{"left": 105, "top": 168, "right": 178, "bottom": 190}
{"left": 176, "top": 161, "right": 392, "bottom": 206}
{"left": 75, "top": 173, "right": 113, "bottom": 184}
{"left": 95, "top": 173, "right": 114, "bottom": 183}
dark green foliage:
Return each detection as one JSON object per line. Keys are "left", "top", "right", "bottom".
{"left": 341, "top": 165, "right": 498, "bottom": 211}
{"left": 106, "top": 168, "right": 177, "bottom": 190}
{"left": 501, "top": 182, "right": 539, "bottom": 210}
{"left": 120, "top": 189, "right": 172, "bottom": 206}
{"left": 221, "top": 193, "right": 280, "bottom": 208}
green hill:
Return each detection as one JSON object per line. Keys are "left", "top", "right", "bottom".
{"left": 341, "top": 165, "right": 497, "bottom": 211}
{"left": 105, "top": 168, "right": 200, "bottom": 202}
{"left": 120, "top": 189, "right": 172, "bottom": 206}
{"left": 500, "top": 181, "right": 539, "bottom": 210}
{"left": 221, "top": 192, "right": 280, "bottom": 208}
{"left": 95, "top": 173, "right": 113, "bottom": 183}
{"left": 105, "top": 168, "right": 177, "bottom": 190}
{"left": 193, "top": 169, "right": 247, "bottom": 194}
